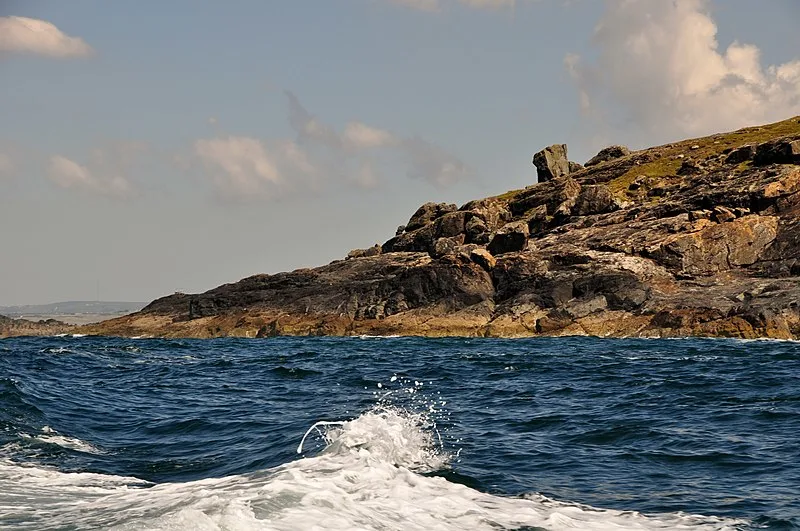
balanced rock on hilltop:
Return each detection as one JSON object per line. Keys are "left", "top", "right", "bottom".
{"left": 533, "top": 144, "right": 569, "bottom": 182}
{"left": 82, "top": 116, "right": 800, "bottom": 340}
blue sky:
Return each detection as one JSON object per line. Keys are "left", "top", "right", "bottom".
{"left": 1, "top": 0, "right": 799, "bottom": 305}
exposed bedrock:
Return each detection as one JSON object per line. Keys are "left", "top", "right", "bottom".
{"left": 82, "top": 117, "right": 800, "bottom": 339}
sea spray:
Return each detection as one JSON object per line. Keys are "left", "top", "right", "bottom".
{"left": 1, "top": 335, "right": 797, "bottom": 529}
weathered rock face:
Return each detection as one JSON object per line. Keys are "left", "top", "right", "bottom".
{"left": 83, "top": 116, "right": 800, "bottom": 340}
{"left": 533, "top": 144, "right": 570, "bottom": 182}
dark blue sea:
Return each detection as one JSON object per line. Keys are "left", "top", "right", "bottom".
{"left": 1, "top": 335, "right": 798, "bottom": 530}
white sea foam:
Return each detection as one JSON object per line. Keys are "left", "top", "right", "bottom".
{"left": 0, "top": 408, "right": 746, "bottom": 531}
{"left": 17, "top": 426, "right": 106, "bottom": 455}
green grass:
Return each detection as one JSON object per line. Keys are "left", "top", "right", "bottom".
{"left": 486, "top": 116, "right": 800, "bottom": 207}
{"left": 608, "top": 115, "right": 800, "bottom": 201}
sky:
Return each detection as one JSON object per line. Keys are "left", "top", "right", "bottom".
{"left": 1, "top": 0, "right": 799, "bottom": 305}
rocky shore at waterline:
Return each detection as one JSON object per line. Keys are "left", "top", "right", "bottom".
{"left": 81, "top": 117, "right": 800, "bottom": 339}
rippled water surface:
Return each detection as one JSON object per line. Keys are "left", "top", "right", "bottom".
{"left": 1, "top": 336, "right": 798, "bottom": 530}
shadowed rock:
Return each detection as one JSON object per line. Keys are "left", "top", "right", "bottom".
{"left": 533, "top": 144, "right": 570, "bottom": 182}
{"left": 585, "top": 145, "right": 631, "bottom": 167}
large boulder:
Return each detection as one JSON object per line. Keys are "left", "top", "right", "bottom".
{"left": 585, "top": 145, "right": 631, "bottom": 167}
{"left": 725, "top": 145, "right": 757, "bottom": 164}
{"left": 470, "top": 248, "right": 497, "bottom": 271}
{"left": 465, "top": 216, "right": 490, "bottom": 244}
{"left": 383, "top": 224, "right": 436, "bottom": 253}
{"left": 346, "top": 245, "right": 382, "bottom": 260}
{"left": 574, "top": 185, "right": 619, "bottom": 216}
{"left": 430, "top": 235, "right": 465, "bottom": 259}
{"left": 509, "top": 176, "right": 582, "bottom": 218}
{"left": 754, "top": 138, "right": 800, "bottom": 165}
{"left": 433, "top": 211, "right": 470, "bottom": 238}
{"left": 405, "top": 202, "right": 458, "bottom": 232}
{"left": 487, "top": 221, "right": 530, "bottom": 255}
{"left": 533, "top": 144, "right": 571, "bottom": 182}
{"left": 459, "top": 198, "right": 512, "bottom": 231}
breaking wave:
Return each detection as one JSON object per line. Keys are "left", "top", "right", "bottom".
{"left": 0, "top": 405, "right": 744, "bottom": 531}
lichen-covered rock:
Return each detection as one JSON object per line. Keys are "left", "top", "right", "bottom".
{"left": 651, "top": 215, "right": 778, "bottom": 275}
{"left": 460, "top": 198, "right": 512, "bottom": 231}
{"left": 465, "top": 216, "right": 490, "bottom": 244}
{"left": 433, "top": 211, "right": 470, "bottom": 239}
{"left": 405, "top": 202, "right": 457, "bottom": 232}
{"left": 509, "top": 177, "right": 581, "bottom": 218}
{"left": 574, "top": 185, "right": 618, "bottom": 216}
{"left": 347, "top": 245, "right": 382, "bottom": 260}
{"left": 488, "top": 221, "right": 530, "bottom": 255}
{"left": 533, "top": 144, "right": 570, "bottom": 182}
{"left": 430, "top": 235, "right": 465, "bottom": 258}
{"left": 470, "top": 248, "right": 496, "bottom": 271}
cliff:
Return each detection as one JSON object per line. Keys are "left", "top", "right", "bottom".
{"left": 82, "top": 117, "right": 800, "bottom": 339}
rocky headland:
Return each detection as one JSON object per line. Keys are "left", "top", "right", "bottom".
{"left": 0, "top": 314, "right": 73, "bottom": 338}
{"left": 81, "top": 117, "right": 800, "bottom": 339}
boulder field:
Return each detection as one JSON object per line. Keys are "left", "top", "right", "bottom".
{"left": 83, "top": 117, "right": 800, "bottom": 339}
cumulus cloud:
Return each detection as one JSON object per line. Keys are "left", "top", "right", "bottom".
{"left": 343, "top": 122, "right": 397, "bottom": 150}
{"left": 194, "top": 92, "right": 466, "bottom": 200}
{"left": 568, "top": 0, "right": 800, "bottom": 144}
{"left": 194, "top": 136, "right": 319, "bottom": 199}
{"left": 48, "top": 155, "right": 133, "bottom": 198}
{"left": 0, "top": 16, "right": 93, "bottom": 57}
{"left": 285, "top": 92, "right": 465, "bottom": 187}
{"left": 46, "top": 144, "right": 145, "bottom": 198}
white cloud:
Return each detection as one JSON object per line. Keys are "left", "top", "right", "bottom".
{"left": 568, "top": 0, "right": 800, "bottom": 143}
{"left": 48, "top": 155, "right": 133, "bottom": 198}
{"left": 0, "top": 16, "right": 93, "bottom": 58}
{"left": 195, "top": 137, "right": 282, "bottom": 198}
{"left": 193, "top": 93, "right": 466, "bottom": 200}
{"left": 343, "top": 122, "right": 397, "bottom": 150}
{"left": 194, "top": 136, "right": 323, "bottom": 200}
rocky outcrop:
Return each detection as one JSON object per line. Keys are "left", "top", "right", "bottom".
{"left": 0, "top": 314, "right": 73, "bottom": 338}
{"left": 404, "top": 202, "right": 457, "bottom": 231}
{"left": 82, "top": 116, "right": 800, "bottom": 340}
{"left": 585, "top": 145, "right": 631, "bottom": 167}
{"left": 533, "top": 144, "right": 571, "bottom": 182}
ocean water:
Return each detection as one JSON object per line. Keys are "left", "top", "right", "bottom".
{"left": 0, "top": 336, "right": 798, "bottom": 530}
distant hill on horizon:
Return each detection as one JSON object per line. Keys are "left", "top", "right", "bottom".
{"left": 0, "top": 301, "right": 147, "bottom": 317}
